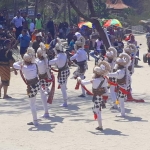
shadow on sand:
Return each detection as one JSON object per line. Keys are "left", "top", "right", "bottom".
{"left": 89, "top": 128, "right": 128, "bottom": 136}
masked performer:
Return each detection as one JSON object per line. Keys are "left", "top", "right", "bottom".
{"left": 49, "top": 42, "right": 70, "bottom": 107}
{"left": 77, "top": 61, "right": 110, "bottom": 130}
{"left": 13, "top": 48, "right": 40, "bottom": 126}
{"left": 105, "top": 47, "right": 118, "bottom": 109}
{"left": 70, "top": 41, "right": 88, "bottom": 97}
{"left": 35, "top": 43, "right": 52, "bottom": 118}
{"left": 108, "top": 53, "right": 131, "bottom": 117}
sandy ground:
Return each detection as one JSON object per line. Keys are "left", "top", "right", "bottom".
{"left": 0, "top": 34, "right": 150, "bottom": 150}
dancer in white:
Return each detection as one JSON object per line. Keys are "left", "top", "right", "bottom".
{"left": 70, "top": 41, "right": 88, "bottom": 97}
{"left": 13, "top": 48, "right": 40, "bottom": 126}
{"left": 77, "top": 61, "right": 110, "bottom": 130}
{"left": 49, "top": 42, "right": 70, "bottom": 107}
{"left": 35, "top": 43, "right": 52, "bottom": 118}
{"left": 108, "top": 53, "right": 131, "bottom": 117}
{"left": 105, "top": 47, "right": 118, "bottom": 109}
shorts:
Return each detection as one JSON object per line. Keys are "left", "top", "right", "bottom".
{"left": 0, "top": 65, "right": 10, "bottom": 86}
{"left": 20, "top": 47, "right": 28, "bottom": 55}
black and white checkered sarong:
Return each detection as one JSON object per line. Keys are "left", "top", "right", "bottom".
{"left": 27, "top": 82, "right": 40, "bottom": 98}
{"left": 58, "top": 69, "right": 70, "bottom": 84}
{"left": 118, "top": 90, "right": 126, "bottom": 99}
{"left": 93, "top": 96, "right": 105, "bottom": 111}
{"left": 40, "top": 79, "right": 51, "bottom": 89}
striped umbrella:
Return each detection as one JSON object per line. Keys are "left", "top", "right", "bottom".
{"left": 103, "top": 19, "right": 122, "bottom": 27}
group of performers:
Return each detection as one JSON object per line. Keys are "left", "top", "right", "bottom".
{"left": 0, "top": 31, "right": 143, "bottom": 130}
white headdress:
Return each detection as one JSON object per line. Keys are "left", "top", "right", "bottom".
{"left": 94, "top": 61, "right": 111, "bottom": 76}
{"left": 116, "top": 53, "right": 131, "bottom": 67}
{"left": 23, "top": 47, "right": 35, "bottom": 63}
{"left": 124, "top": 44, "right": 137, "bottom": 54}
{"left": 106, "top": 47, "right": 117, "bottom": 60}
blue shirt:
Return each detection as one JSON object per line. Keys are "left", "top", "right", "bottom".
{"left": 18, "top": 34, "right": 30, "bottom": 47}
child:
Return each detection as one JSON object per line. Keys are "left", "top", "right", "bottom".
{"left": 77, "top": 61, "right": 111, "bottom": 130}
{"left": 31, "top": 29, "right": 38, "bottom": 42}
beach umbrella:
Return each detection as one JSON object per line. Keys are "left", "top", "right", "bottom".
{"left": 103, "top": 19, "right": 122, "bottom": 27}
{"left": 78, "top": 22, "right": 92, "bottom": 28}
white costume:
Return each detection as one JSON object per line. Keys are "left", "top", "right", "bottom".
{"left": 13, "top": 48, "right": 39, "bottom": 126}
{"left": 78, "top": 61, "right": 110, "bottom": 130}
{"left": 70, "top": 41, "right": 88, "bottom": 97}
{"left": 108, "top": 53, "right": 131, "bottom": 117}
{"left": 49, "top": 43, "right": 70, "bottom": 107}
{"left": 105, "top": 47, "right": 118, "bottom": 108}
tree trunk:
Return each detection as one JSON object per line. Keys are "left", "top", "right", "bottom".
{"left": 68, "top": 1, "right": 71, "bottom": 25}
{"left": 64, "top": 0, "right": 67, "bottom": 22}
{"left": 26, "top": 0, "right": 28, "bottom": 14}
{"left": 13, "top": 0, "right": 17, "bottom": 16}
{"left": 34, "top": 0, "right": 38, "bottom": 18}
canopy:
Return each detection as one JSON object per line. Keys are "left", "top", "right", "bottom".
{"left": 103, "top": 19, "right": 122, "bottom": 27}
{"left": 78, "top": 22, "right": 92, "bottom": 28}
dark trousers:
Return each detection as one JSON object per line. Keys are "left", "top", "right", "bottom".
{"left": 148, "top": 57, "right": 150, "bottom": 65}
{"left": 49, "top": 30, "right": 55, "bottom": 39}
{"left": 15, "top": 26, "right": 23, "bottom": 39}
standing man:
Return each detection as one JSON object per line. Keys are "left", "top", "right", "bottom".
{"left": 47, "top": 17, "right": 55, "bottom": 39}
{"left": 11, "top": 11, "right": 25, "bottom": 39}
{"left": 13, "top": 29, "right": 30, "bottom": 58}
{"left": 35, "top": 13, "right": 42, "bottom": 31}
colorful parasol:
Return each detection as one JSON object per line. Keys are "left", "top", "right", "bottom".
{"left": 103, "top": 19, "right": 122, "bottom": 27}
{"left": 78, "top": 22, "right": 92, "bottom": 28}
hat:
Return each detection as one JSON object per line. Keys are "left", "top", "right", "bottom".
{"left": 36, "top": 32, "right": 42, "bottom": 37}
{"left": 95, "top": 61, "right": 111, "bottom": 76}
{"left": 116, "top": 53, "right": 131, "bottom": 67}
{"left": 55, "top": 43, "right": 63, "bottom": 51}
{"left": 37, "top": 47, "right": 47, "bottom": 58}
{"left": 27, "top": 47, "right": 35, "bottom": 56}
{"left": 106, "top": 47, "right": 117, "bottom": 59}
{"left": 23, "top": 53, "right": 33, "bottom": 62}
{"left": 124, "top": 44, "right": 137, "bottom": 54}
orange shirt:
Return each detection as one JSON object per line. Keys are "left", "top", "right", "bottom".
{"left": 32, "top": 34, "right": 36, "bottom": 42}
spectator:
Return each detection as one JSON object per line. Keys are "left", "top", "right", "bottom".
{"left": 90, "top": 37, "right": 103, "bottom": 59}
{"left": 11, "top": 11, "right": 25, "bottom": 39}
{"left": 29, "top": 19, "right": 35, "bottom": 34}
{"left": 47, "top": 17, "right": 55, "bottom": 39}
{"left": 13, "top": 29, "right": 30, "bottom": 58}
{"left": 0, "top": 40, "right": 17, "bottom": 99}
{"left": 31, "top": 29, "right": 38, "bottom": 42}
{"left": 32, "top": 32, "right": 42, "bottom": 53}
{"left": 46, "top": 32, "right": 53, "bottom": 44}
{"left": 0, "top": 13, "right": 6, "bottom": 28}
{"left": 84, "top": 36, "right": 90, "bottom": 61}
{"left": 35, "top": 13, "right": 42, "bottom": 31}
{"left": 66, "top": 28, "right": 74, "bottom": 45}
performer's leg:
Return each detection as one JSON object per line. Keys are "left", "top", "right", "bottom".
{"left": 110, "top": 85, "right": 117, "bottom": 109}
{"left": 60, "top": 83, "right": 68, "bottom": 107}
{"left": 28, "top": 97, "right": 38, "bottom": 125}
{"left": 40, "top": 88, "right": 49, "bottom": 117}
{"left": 95, "top": 108, "right": 103, "bottom": 130}
{"left": 79, "top": 75, "right": 86, "bottom": 97}
{"left": 117, "top": 97, "right": 125, "bottom": 117}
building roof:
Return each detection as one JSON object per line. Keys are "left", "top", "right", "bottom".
{"left": 106, "top": 0, "right": 129, "bottom": 10}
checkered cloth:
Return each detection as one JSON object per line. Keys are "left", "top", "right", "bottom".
{"left": 109, "top": 77, "right": 117, "bottom": 83}
{"left": 58, "top": 68, "right": 70, "bottom": 84}
{"left": 40, "top": 79, "right": 51, "bottom": 89}
{"left": 73, "top": 63, "right": 88, "bottom": 78}
{"left": 27, "top": 82, "right": 40, "bottom": 98}
{"left": 92, "top": 96, "right": 105, "bottom": 111}
{"left": 117, "top": 89, "right": 126, "bottom": 99}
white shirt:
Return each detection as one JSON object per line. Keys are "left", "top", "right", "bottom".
{"left": 96, "top": 39, "right": 103, "bottom": 50}
{"left": 11, "top": 16, "right": 25, "bottom": 28}
{"left": 30, "top": 22, "right": 35, "bottom": 32}
{"left": 35, "top": 58, "right": 47, "bottom": 75}
{"left": 13, "top": 62, "right": 38, "bottom": 80}
{"left": 49, "top": 53, "right": 67, "bottom": 68}
{"left": 70, "top": 48, "right": 87, "bottom": 62}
